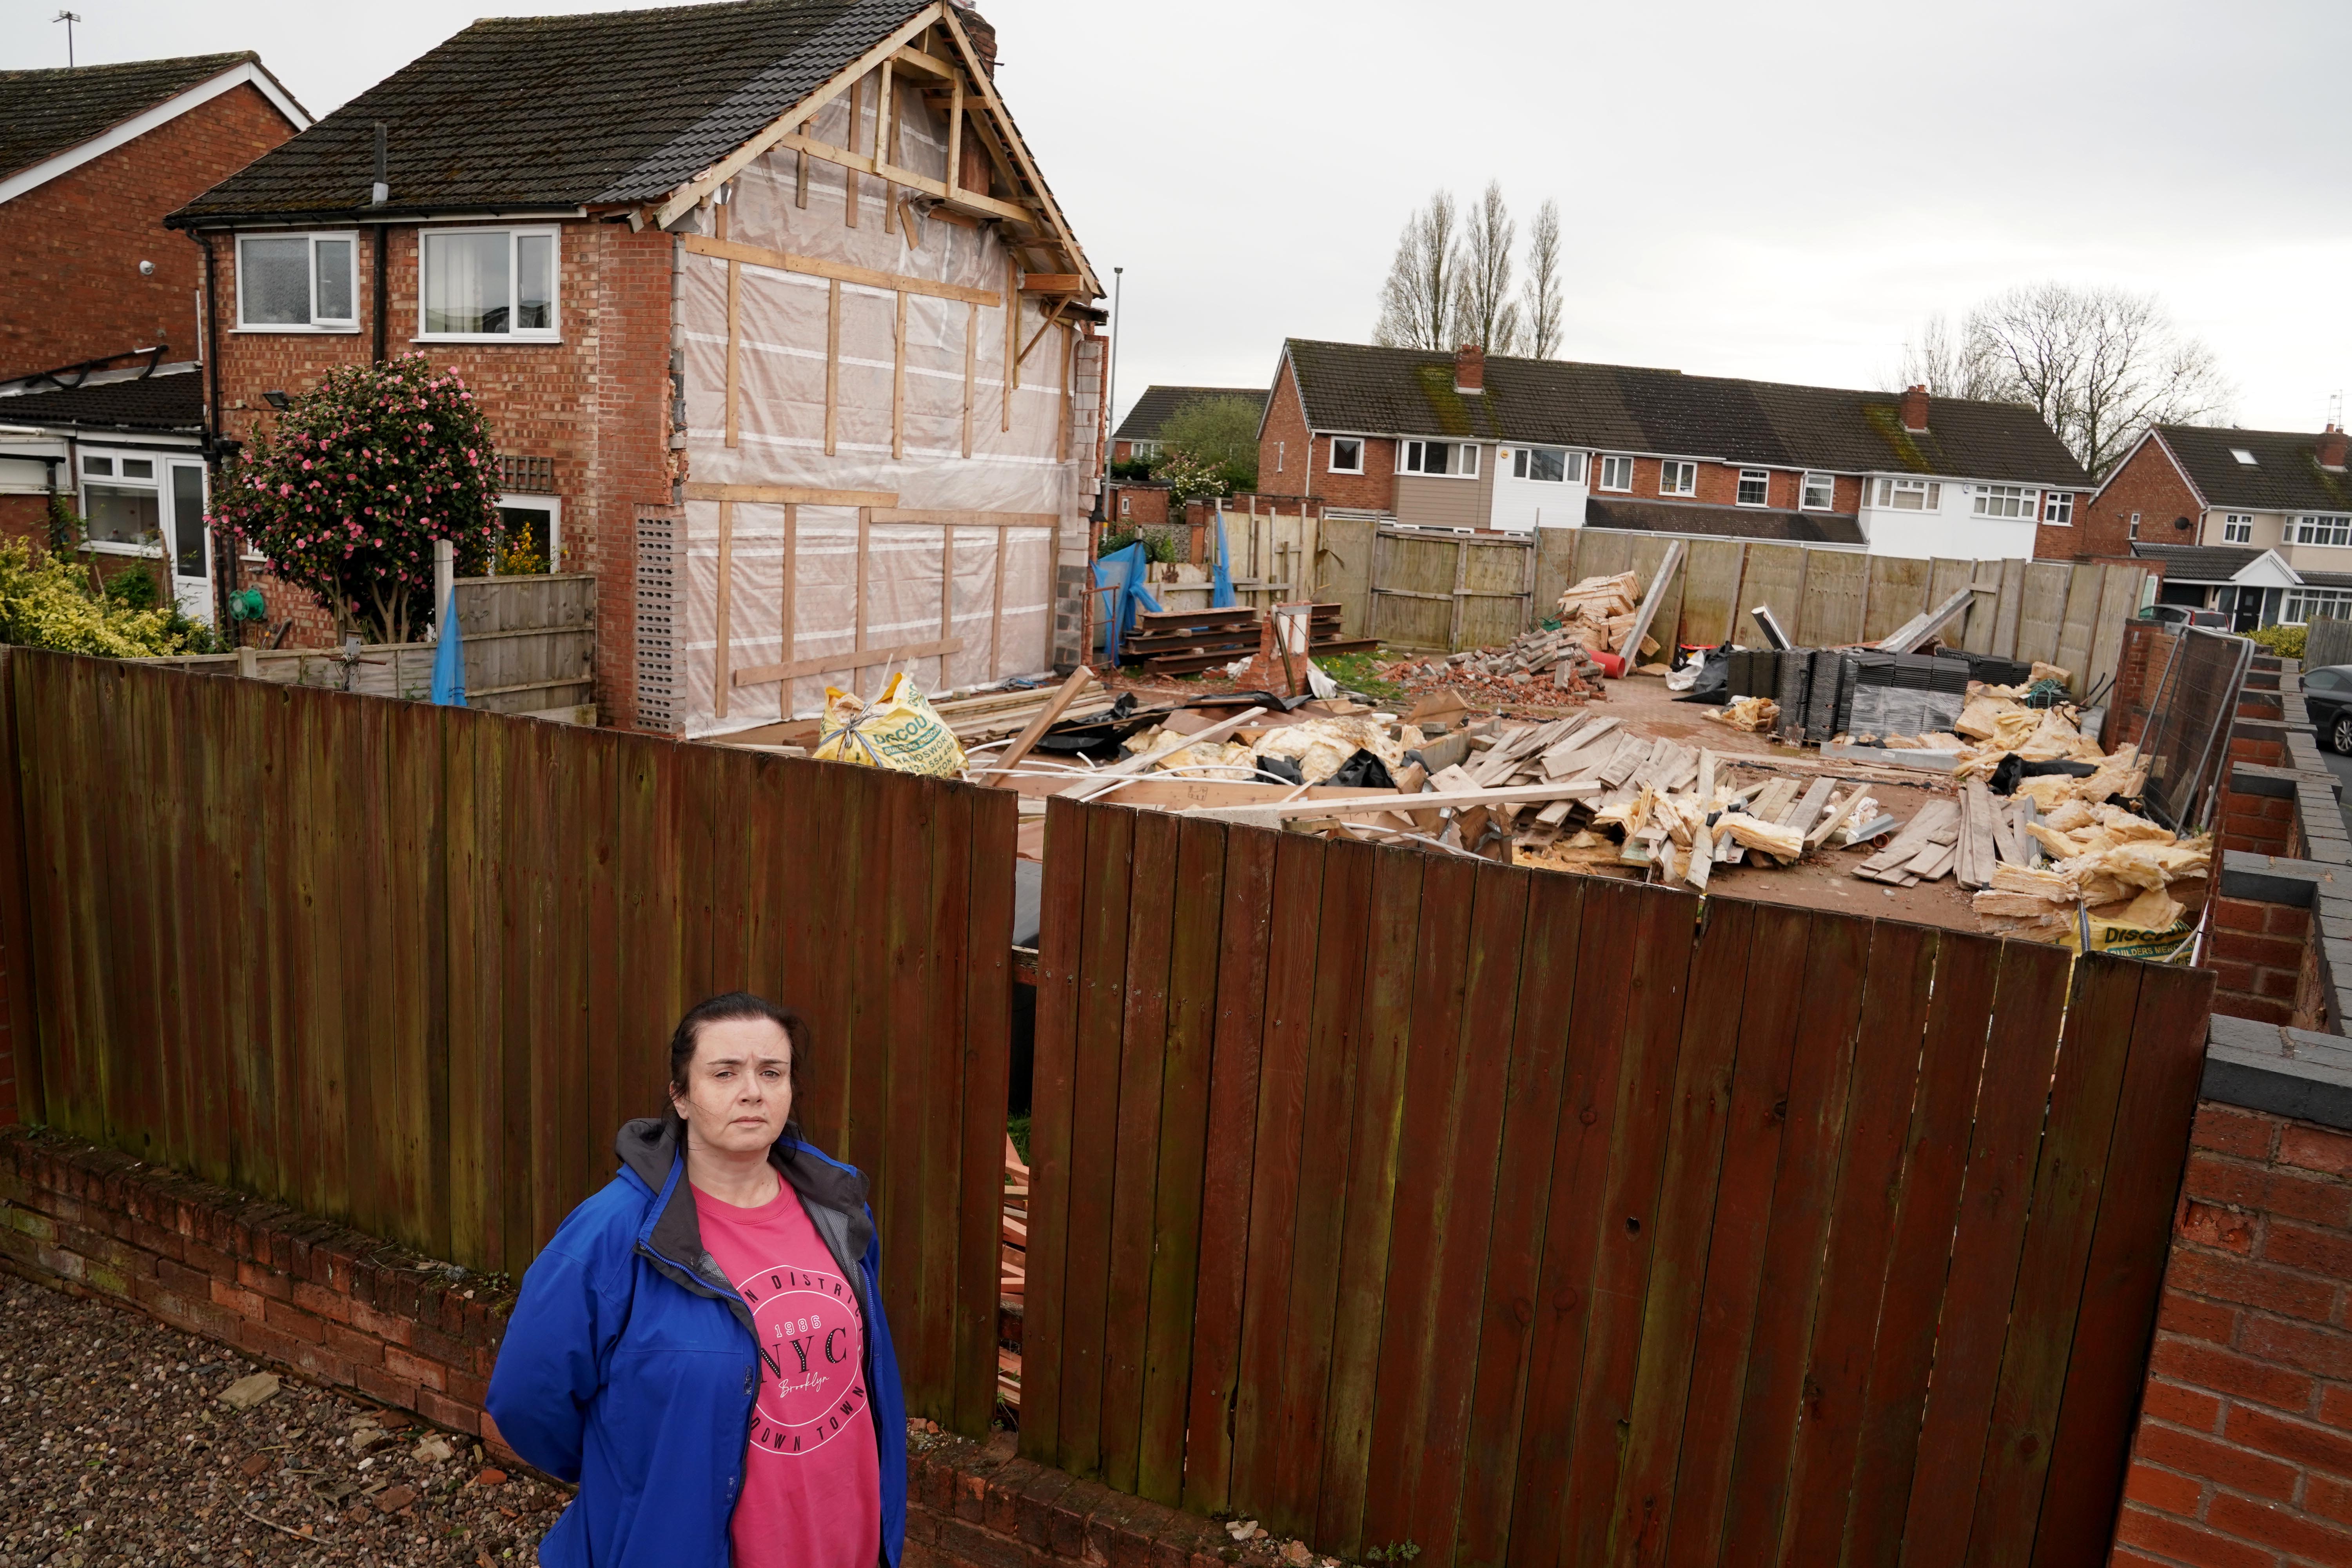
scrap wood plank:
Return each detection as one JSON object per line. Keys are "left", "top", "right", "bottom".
{"left": 1874, "top": 584, "right": 1993, "bottom": 654}
{"left": 1057, "top": 706, "right": 1267, "bottom": 798}
{"left": 978, "top": 666, "right": 1096, "bottom": 779}
{"left": 1615, "top": 539, "right": 1686, "bottom": 663}
{"left": 1805, "top": 783, "right": 1871, "bottom": 850}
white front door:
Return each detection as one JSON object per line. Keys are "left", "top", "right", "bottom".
{"left": 165, "top": 459, "right": 212, "bottom": 624}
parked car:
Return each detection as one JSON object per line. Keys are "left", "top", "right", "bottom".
{"left": 2306, "top": 665, "right": 2352, "bottom": 754}
{"left": 2141, "top": 604, "right": 2231, "bottom": 630}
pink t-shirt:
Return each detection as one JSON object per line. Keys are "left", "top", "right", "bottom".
{"left": 693, "top": 1178, "right": 881, "bottom": 1568}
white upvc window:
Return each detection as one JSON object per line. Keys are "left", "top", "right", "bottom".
{"left": 494, "top": 494, "right": 563, "bottom": 572}
{"left": 1127, "top": 440, "right": 1161, "bottom": 460}
{"left": 1512, "top": 445, "right": 1575, "bottom": 483}
{"left": 1736, "top": 469, "right": 1770, "bottom": 507}
{"left": 2294, "top": 514, "right": 2352, "bottom": 547}
{"left": 2129, "top": 511, "right": 2141, "bottom": 539}
{"left": 1401, "top": 439, "right": 1477, "bottom": 477}
{"left": 1659, "top": 460, "right": 1697, "bottom": 497}
{"left": 1328, "top": 437, "right": 1364, "bottom": 474}
{"left": 1598, "top": 454, "right": 1633, "bottom": 492}
{"left": 236, "top": 231, "right": 358, "bottom": 330}
{"left": 1972, "top": 484, "right": 2033, "bottom": 519}
{"left": 2044, "top": 492, "right": 2074, "bottom": 524}
{"left": 79, "top": 450, "right": 161, "bottom": 549}
{"left": 1801, "top": 472, "right": 1835, "bottom": 511}
{"left": 2223, "top": 513, "right": 2254, "bottom": 543}
{"left": 2284, "top": 588, "right": 2352, "bottom": 623}
{"left": 1876, "top": 477, "right": 1943, "bottom": 511}
{"left": 418, "top": 226, "right": 560, "bottom": 340}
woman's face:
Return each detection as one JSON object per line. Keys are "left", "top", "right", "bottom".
{"left": 671, "top": 1016, "right": 794, "bottom": 1156}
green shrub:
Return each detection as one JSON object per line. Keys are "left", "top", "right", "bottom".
{"left": 0, "top": 538, "right": 206, "bottom": 657}
{"left": 2251, "top": 623, "right": 2307, "bottom": 660}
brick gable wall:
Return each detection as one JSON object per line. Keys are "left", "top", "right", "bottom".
{"left": 2072, "top": 438, "right": 2202, "bottom": 562}
{"left": 1255, "top": 359, "right": 1392, "bottom": 510}
{"left": 208, "top": 220, "right": 676, "bottom": 728}
{"left": 0, "top": 83, "right": 296, "bottom": 382}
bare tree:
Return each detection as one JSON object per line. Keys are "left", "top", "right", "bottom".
{"left": 1964, "top": 283, "right": 2231, "bottom": 478}
{"left": 1452, "top": 181, "right": 1522, "bottom": 354}
{"left": 1519, "top": 198, "right": 1564, "bottom": 358}
{"left": 1891, "top": 311, "right": 2003, "bottom": 401}
{"left": 1373, "top": 190, "right": 1461, "bottom": 351}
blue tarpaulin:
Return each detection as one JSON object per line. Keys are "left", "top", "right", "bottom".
{"left": 1093, "top": 541, "right": 1162, "bottom": 666}
{"left": 1210, "top": 502, "right": 1237, "bottom": 609}
{"left": 430, "top": 589, "right": 467, "bottom": 706}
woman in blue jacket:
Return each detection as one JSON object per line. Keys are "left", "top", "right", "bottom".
{"left": 487, "top": 993, "right": 908, "bottom": 1568}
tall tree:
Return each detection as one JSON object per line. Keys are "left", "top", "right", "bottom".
{"left": 1373, "top": 189, "right": 1460, "bottom": 351}
{"left": 1155, "top": 394, "right": 1261, "bottom": 493}
{"left": 1520, "top": 198, "right": 1564, "bottom": 358}
{"left": 1892, "top": 311, "right": 2002, "bottom": 401}
{"left": 1965, "top": 283, "right": 2230, "bottom": 478}
{"left": 1452, "top": 180, "right": 1522, "bottom": 354}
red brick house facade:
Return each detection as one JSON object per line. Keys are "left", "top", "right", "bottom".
{"left": 174, "top": 0, "right": 1104, "bottom": 735}
{"left": 1254, "top": 340, "right": 2088, "bottom": 557}
{"left": 0, "top": 54, "right": 306, "bottom": 385}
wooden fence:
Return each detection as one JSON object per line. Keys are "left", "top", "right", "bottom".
{"left": 1023, "top": 795, "right": 2212, "bottom": 1568}
{"left": 1317, "top": 522, "right": 2151, "bottom": 693}
{"left": 131, "top": 573, "right": 596, "bottom": 719}
{"left": 0, "top": 647, "right": 1012, "bottom": 1435}
{"left": 2306, "top": 614, "right": 2352, "bottom": 671}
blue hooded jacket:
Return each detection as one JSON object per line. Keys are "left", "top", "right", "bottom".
{"left": 486, "top": 1117, "right": 908, "bottom": 1568}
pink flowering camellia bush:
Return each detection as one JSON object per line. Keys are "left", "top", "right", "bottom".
{"left": 209, "top": 353, "right": 500, "bottom": 643}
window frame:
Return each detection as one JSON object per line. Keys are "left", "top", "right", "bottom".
{"left": 2222, "top": 512, "right": 2254, "bottom": 544}
{"left": 1735, "top": 468, "right": 1771, "bottom": 508}
{"left": 1971, "top": 484, "right": 2033, "bottom": 520}
{"left": 234, "top": 230, "right": 360, "bottom": 333}
{"left": 2284, "top": 587, "right": 2352, "bottom": 624}
{"left": 416, "top": 224, "right": 563, "bottom": 343}
{"left": 492, "top": 493, "right": 564, "bottom": 573}
{"left": 76, "top": 446, "right": 171, "bottom": 555}
{"left": 1511, "top": 445, "right": 1574, "bottom": 484}
{"left": 1876, "top": 477, "right": 1944, "bottom": 512}
{"left": 1597, "top": 454, "right": 1633, "bottom": 492}
{"left": 2043, "top": 492, "right": 2074, "bottom": 525}
{"left": 1401, "top": 439, "right": 1479, "bottom": 479}
{"left": 1800, "top": 472, "right": 1836, "bottom": 511}
{"left": 1659, "top": 459, "right": 1697, "bottom": 497}
{"left": 1328, "top": 437, "right": 1364, "bottom": 475}
{"left": 2294, "top": 514, "right": 2352, "bottom": 548}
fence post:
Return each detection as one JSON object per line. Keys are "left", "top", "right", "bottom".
{"left": 0, "top": 648, "right": 40, "bottom": 1127}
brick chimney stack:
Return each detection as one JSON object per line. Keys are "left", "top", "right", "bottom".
{"left": 2319, "top": 424, "right": 2348, "bottom": 472}
{"left": 1455, "top": 343, "right": 1485, "bottom": 396}
{"left": 952, "top": 1, "right": 998, "bottom": 76}
{"left": 1899, "top": 384, "right": 1930, "bottom": 434}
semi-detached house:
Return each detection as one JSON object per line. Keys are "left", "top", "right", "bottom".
{"left": 1255, "top": 340, "right": 2091, "bottom": 561}
{"left": 170, "top": 0, "right": 1104, "bottom": 737}
{"left": 2094, "top": 422, "right": 2352, "bottom": 630}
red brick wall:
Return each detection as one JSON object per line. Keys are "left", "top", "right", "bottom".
{"left": 209, "top": 219, "right": 678, "bottom": 728}
{"left": 2110, "top": 619, "right": 2175, "bottom": 750}
{"left": 2111, "top": 1103, "right": 2352, "bottom": 1568}
{"left": 1256, "top": 359, "right": 1394, "bottom": 510}
{"left": 0, "top": 83, "right": 296, "bottom": 382}
{"left": 1105, "top": 483, "right": 1167, "bottom": 527}
{"left": 2207, "top": 897, "right": 2321, "bottom": 1029}
{"left": 2073, "top": 435, "right": 2203, "bottom": 562}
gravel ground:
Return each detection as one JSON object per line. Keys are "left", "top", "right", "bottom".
{"left": 0, "top": 1274, "right": 567, "bottom": 1566}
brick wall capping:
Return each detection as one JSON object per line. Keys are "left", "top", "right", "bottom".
{"left": 2220, "top": 851, "right": 2338, "bottom": 907}
{"left": 2205, "top": 1014, "right": 2352, "bottom": 1131}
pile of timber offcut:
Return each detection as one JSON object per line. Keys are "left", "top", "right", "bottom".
{"left": 1969, "top": 800, "right": 2211, "bottom": 943}
{"left": 1120, "top": 606, "right": 1263, "bottom": 674}
{"left": 929, "top": 681, "right": 1114, "bottom": 743}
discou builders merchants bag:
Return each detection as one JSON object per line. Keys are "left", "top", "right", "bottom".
{"left": 815, "top": 672, "right": 967, "bottom": 778}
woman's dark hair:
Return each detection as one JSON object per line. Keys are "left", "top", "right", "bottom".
{"left": 666, "top": 992, "right": 809, "bottom": 1154}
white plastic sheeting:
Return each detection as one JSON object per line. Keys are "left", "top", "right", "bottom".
{"left": 673, "top": 74, "right": 1081, "bottom": 733}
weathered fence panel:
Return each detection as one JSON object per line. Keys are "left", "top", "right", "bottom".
{"left": 2307, "top": 614, "right": 2352, "bottom": 670}
{"left": 1024, "top": 793, "right": 2212, "bottom": 1567}
{"left": 5, "top": 648, "right": 1012, "bottom": 1436}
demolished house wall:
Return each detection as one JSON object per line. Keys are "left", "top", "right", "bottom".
{"left": 671, "top": 65, "right": 1096, "bottom": 735}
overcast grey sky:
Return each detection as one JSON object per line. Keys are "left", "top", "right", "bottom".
{"left": 12, "top": 0, "right": 2349, "bottom": 432}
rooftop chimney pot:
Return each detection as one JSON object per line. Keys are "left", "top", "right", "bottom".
{"left": 2319, "top": 424, "right": 2348, "bottom": 472}
{"left": 1455, "top": 343, "right": 1485, "bottom": 395}
{"left": 1899, "top": 383, "right": 1930, "bottom": 434}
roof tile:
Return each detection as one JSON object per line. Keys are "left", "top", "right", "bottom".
{"left": 2154, "top": 425, "right": 2352, "bottom": 515}
{"left": 0, "top": 53, "right": 258, "bottom": 183}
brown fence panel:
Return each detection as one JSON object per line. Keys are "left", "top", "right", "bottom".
{"left": 1023, "top": 798, "right": 2215, "bottom": 1568}
{"left": 4, "top": 650, "right": 1012, "bottom": 1437}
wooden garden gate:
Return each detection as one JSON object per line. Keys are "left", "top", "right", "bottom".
{"left": 1022, "top": 795, "right": 2212, "bottom": 1567}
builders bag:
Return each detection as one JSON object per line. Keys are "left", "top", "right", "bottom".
{"left": 815, "top": 672, "right": 967, "bottom": 777}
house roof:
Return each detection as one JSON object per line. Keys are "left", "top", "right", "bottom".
{"left": 1281, "top": 339, "right": 2091, "bottom": 487}
{"left": 1584, "top": 497, "right": 1867, "bottom": 548}
{"left": 2152, "top": 425, "right": 2352, "bottom": 515}
{"left": 0, "top": 365, "right": 203, "bottom": 434}
{"left": 172, "top": 0, "right": 931, "bottom": 224}
{"left": 2129, "top": 543, "right": 2263, "bottom": 583}
{"left": 0, "top": 53, "right": 298, "bottom": 186}
{"left": 1114, "top": 385, "right": 1266, "bottom": 443}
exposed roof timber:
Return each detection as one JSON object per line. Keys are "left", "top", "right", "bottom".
{"left": 777, "top": 129, "right": 1033, "bottom": 226}
{"left": 935, "top": 6, "right": 1098, "bottom": 298}
{"left": 650, "top": 2, "right": 947, "bottom": 232}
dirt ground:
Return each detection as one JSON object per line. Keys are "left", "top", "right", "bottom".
{"left": 1098, "top": 658, "right": 2009, "bottom": 935}
{"left": 0, "top": 1274, "right": 565, "bottom": 1567}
